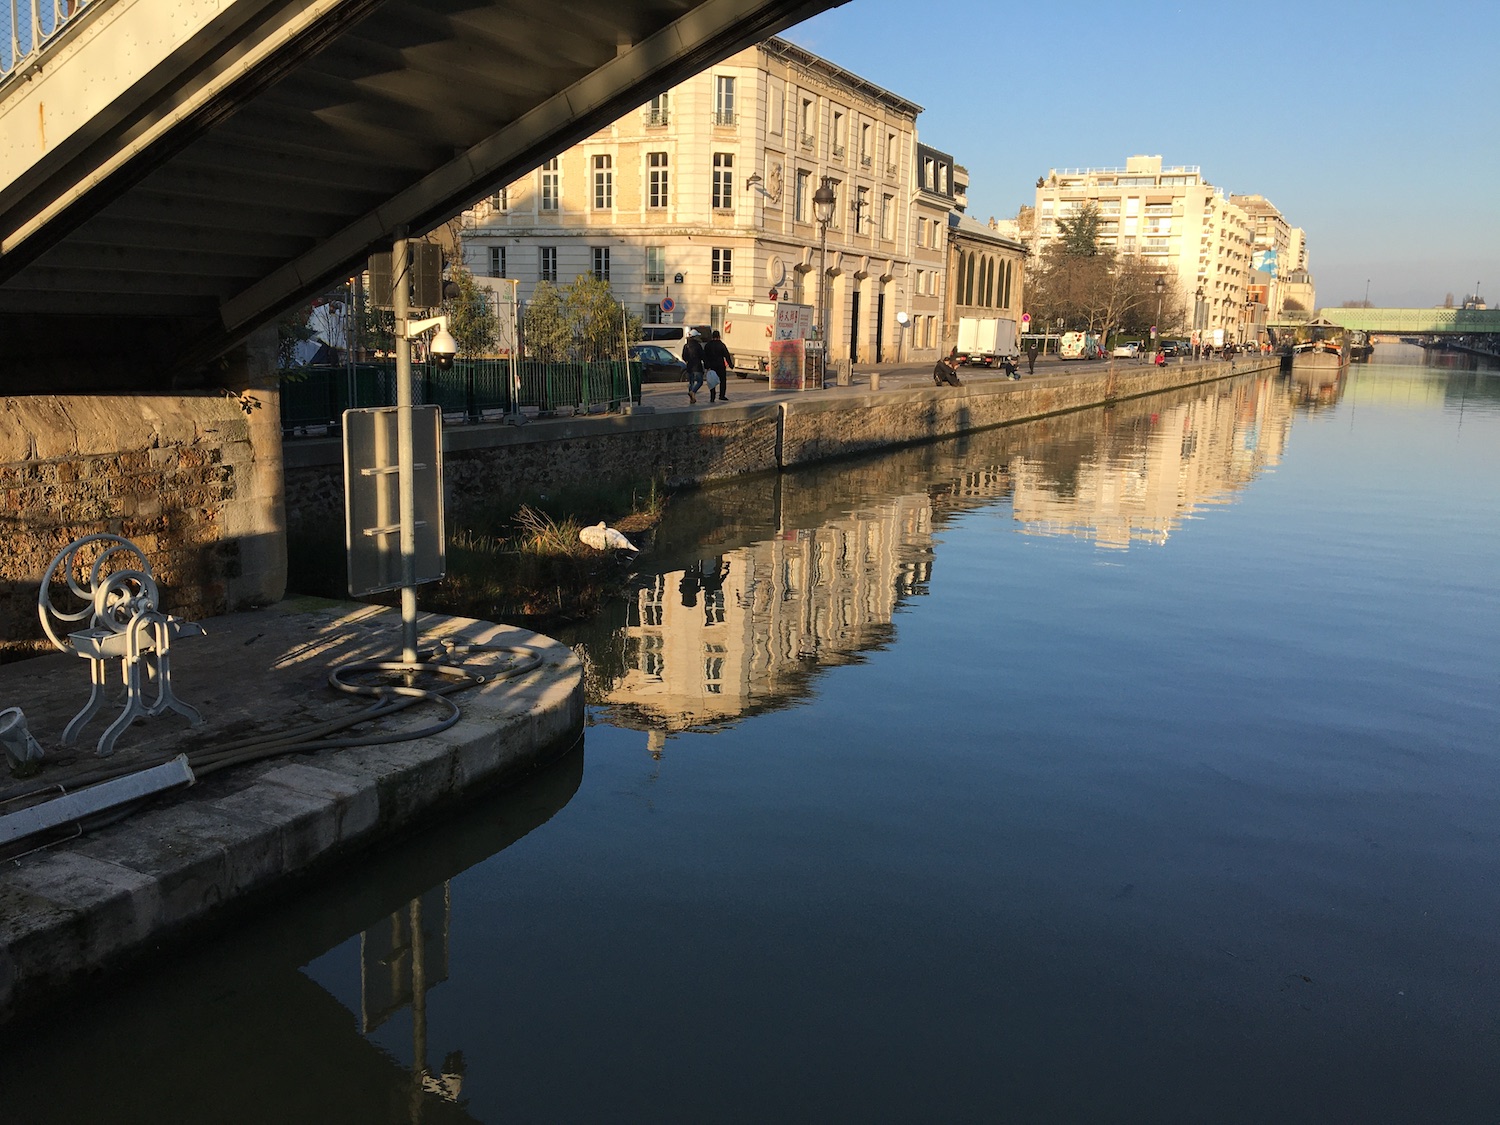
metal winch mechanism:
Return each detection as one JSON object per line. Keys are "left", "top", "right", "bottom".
{"left": 37, "top": 534, "right": 207, "bottom": 757}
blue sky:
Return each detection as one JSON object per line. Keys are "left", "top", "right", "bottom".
{"left": 783, "top": 0, "right": 1499, "bottom": 309}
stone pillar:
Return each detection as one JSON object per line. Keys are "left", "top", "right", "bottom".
{"left": 219, "top": 326, "right": 288, "bottom": 611}
{"left": 0, "top": 327, "right": 287, "bottom": 657}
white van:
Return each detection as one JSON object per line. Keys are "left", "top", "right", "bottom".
{"left": 1059, "top": 331, "right": 1101, "bottom": 360}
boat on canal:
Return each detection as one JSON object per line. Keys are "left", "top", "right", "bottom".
{"left": 1292, "top": 318, "right": 1349, "bottom": 371}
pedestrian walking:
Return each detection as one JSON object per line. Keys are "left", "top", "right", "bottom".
{"left": 682, "top": 328, "right": 706, "bottom": 404}
{"left": 704, "top": 330, "right": 733, "bottom": 403}
{"left": 1027, "top": 341, "right": 1038, "bottom": 374}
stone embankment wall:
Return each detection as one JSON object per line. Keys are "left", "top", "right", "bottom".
{"left": 284, "top": 360, "right": 1273, "bottom": 530}
{"left": 0, "top": 334, "right": 286, "bottom": 657}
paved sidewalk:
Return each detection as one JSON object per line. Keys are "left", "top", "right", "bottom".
{"left": 0, "top": 598, "right": 582, "bottom": 1024}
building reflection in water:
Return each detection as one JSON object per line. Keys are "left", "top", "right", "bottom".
{"left": 1012, "top": 372, "right": 1294, "bottom": 548}
{"left": 583, "top": 375, "right": 1296, "bottom": 742}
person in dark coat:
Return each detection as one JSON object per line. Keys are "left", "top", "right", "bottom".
{"left": 704, "top": 330, "right": 733, "bottom": 403}
{"left": 1027, "top": 341, "right": 1038, "bottom": 374}
{"left": 933, "top": 353, "right": 962, "bottom": 386}
{"left": 682, "top": 328, "right": 706, "bottom": 403}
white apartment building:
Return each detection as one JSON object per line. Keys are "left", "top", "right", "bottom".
{"left": 1231, "top": 193, "right": 1314, "bottom": 328}
{"left": 1033, "top": 155, "right": 1256, "bottom": 343}
{"left": 460, "top": 37, "right": 925, "bottom": 364}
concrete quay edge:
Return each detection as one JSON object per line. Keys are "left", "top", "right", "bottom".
{"left": 0, "top": 600, "right": 583, "bottom": 1027}
{"left": 281, "top": 358, "right": 1280, "bottom": 476}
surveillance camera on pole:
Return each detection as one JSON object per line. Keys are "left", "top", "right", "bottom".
{"left": 407, "top": 314, "right": 457, "bottom": 369}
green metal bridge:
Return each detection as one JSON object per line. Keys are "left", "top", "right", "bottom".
{"left": 1310, "top": 308, "right": 1500, "bottom": 335}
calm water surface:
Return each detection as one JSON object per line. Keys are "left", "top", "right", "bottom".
{"left": 4, "top": 348, "right": 1500, "bottom": 1124}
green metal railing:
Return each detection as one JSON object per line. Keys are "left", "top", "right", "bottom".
{"left": 1315, "top": 308, "right": 1500, "bottom": 334}
{"left": 280, "top": 359, "right": 639, "bottom": 433}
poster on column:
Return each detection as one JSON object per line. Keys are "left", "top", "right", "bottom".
{"left": 769, "top": 338, "right": 805, "bottom": 391}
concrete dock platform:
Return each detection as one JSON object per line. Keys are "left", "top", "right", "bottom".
{"left": 0, "top": 598, "right": 582, "bottom": 1026}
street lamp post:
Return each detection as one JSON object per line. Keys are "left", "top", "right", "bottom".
{"left": 1194, "top": 285, "right": 1205, "bottom": 354}
{"left": 1154, "top": 276, "right": 1166, "bottom": 353}
{"left": 812, "top": 176, "right": 837, "bottom": 382}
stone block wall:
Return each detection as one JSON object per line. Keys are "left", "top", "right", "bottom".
{"left": 1, "top": 333, "right": 286, "bottom": 658}
{"left": 284, "top": 408, "right": 783, "bottom": 528}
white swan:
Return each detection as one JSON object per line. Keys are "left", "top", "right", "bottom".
{"left": 579, "top": 521, "right": 639, "bottom": 552}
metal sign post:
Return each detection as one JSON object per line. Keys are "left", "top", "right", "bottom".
{"left": 391, "top": 233, "right": 421, "bottom": 664}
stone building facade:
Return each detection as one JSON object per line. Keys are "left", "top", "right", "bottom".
{"left": 460, "top": 37, "right": 943, "bottom": 366}
{"left": 944, "top": 164, "right": 1026, "bottom": 355}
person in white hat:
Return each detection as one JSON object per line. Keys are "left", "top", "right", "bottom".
{"left": 682, "top": 328, "right": 706, "bottom": 403}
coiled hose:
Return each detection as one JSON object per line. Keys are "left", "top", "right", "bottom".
{"left": 2, "top": 642, "right": 545, "bottom": 839}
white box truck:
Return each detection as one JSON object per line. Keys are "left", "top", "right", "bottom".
{"left": 955, "top": 317, "right": 1018, "bottom": 367}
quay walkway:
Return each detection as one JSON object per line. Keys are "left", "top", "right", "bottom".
{"left": 0, "top": 600, "right": 581, "bottom": 1027}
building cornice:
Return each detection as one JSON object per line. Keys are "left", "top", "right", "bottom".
{"left": 760, "top": 36, "right": 923, "bottom": 118}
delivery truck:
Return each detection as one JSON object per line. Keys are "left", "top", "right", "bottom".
{"left": 721, "top": 298, "right": 814, "bottom": 375}
{"left": 955, "top": 316, "right": 1019, "bottom": 367}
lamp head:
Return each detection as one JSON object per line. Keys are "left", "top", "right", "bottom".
{"left": 813, "top": 177, "right": 837, "bottom": 226}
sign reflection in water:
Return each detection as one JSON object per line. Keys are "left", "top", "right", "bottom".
{"left": 587, "top": 372, "right": 1296, "bottom": 739}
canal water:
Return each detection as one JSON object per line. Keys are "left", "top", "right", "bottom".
{"left": 4, "top": 349, "right": 1499, "bottom": 1123}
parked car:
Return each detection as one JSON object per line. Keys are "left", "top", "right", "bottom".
{"left": 629, "top": 343, "right": 687, "bottom": 383}
{"left": 1111, "top": 342, "right": 1140, "bottom": 359}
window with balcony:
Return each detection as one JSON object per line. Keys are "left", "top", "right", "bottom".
{"left": 799, "top": 97, "right": 814, "bottom": 148}
{"left": 592, "top": 154, "right": 613, "bottom": 210}
{"left": 711, "top": 152, "right": 733, "bottom": 210}
{"left": 831, "top": 110, "right": 845, "bottom": 159}
{"left": 540, "top": 158, "right": 559, "bottom": 211}
{"left": 714, "top": 75, "right": 736, "bottom": 126}
{"left": 860, "top": 122, "right": 872, "bottom": 167}
{"left": 539, "top": 246, "right": 557, "bottom": 282}
{"left": 645, "top": 93, "right": 669, "bottom": 127}
{"left": 647, "top": 151, "right": 669, "bottom": 209}
{"left": 646, "top": 245, "right": 666, "bottom": 284}
{"left": 592, "top": 246, "right": 610, "bottom": 280}
{"left": 711, "top": 247, "right": 732, "bottom": 286}
{"left": 853, "top": 186, "right": 869, "bottom": 234}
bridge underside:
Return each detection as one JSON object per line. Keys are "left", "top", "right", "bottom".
{"left": 0, "top": 0, "right": 842, "bottom": 393}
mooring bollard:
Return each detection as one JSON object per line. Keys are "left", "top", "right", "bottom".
{"left": 869, "top": 372, "right": 881, "bottom": 391}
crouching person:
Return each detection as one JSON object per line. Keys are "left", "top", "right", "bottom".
{"left": 933, "top": 353, "right": 963, "bottom": 386}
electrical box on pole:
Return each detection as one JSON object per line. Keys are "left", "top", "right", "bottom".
{"left": 369, "top": 243, "right": 444, "bottom": 310}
